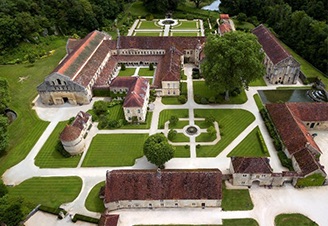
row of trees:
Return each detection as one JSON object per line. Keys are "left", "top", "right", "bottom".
{"left": 220, "top": 0, "right": 328, "bottom": 75}
{"left": 0, "top": 0, "right": 133, "bottom": 50}
{"left": 0, "top": 78, "right": 9, "bottom": 155}
{"left": 141, "top": 0, "right": 211, "bottom": 13}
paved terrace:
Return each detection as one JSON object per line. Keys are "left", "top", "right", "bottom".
{"left": 3, "top": 64, "right": 328, "bottom": 226}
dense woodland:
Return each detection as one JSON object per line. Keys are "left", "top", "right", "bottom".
{"left": 220, "top": 0, "right": 328, "bottom": 75}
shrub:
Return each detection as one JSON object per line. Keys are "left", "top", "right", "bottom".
{"left": 72, "top": 214, "right": 99, "bottom": 224}
{"left": 0, "top": 180, "right": 8, "bottom": 198}
{"left": 121, "top": 63, "right": 126, "bottom": 71}
{"left": 168, "top": 129, "right": 177, "bottom": 141}
{"left": 200, "top": 97, "right": 208, "bottom": 104}
{"left": 184, "top": 144, "right": 190, "bottom": 149}
{"left": 277, "top": 151, "right": 294, "bottom": 171}
{"left": 169, "top": 115, "right": 179, "bottom": 126}
{"left": 93, "top": 101, "right": 108, "bottom": 116}
{"left": 145, "top": 14, "right": 154, "bottom": 21}
{"left": 196, "top": 144, "right": 201, "bottom": 149}
{"left": 149, "top": 63, "right": 154, "bottom": 71}
{"left": 178, "top": 95, "right": 187, "bottom": 104}
{"left": 208, "top": 96, "right": 216, "bottom": 103}
{"left": 68, "top": 117, "right": 75, "bottom": 124}
{"left": 207, "top": 126, "right": 216, "bottom": 136}
{"left": 205, "top": 115, "right": 215, "bottom": 124}
{"left": 56, "top": 141, "right": 71, "bottom": 158}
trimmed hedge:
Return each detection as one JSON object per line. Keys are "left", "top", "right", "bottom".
{"left": 72, "top": 214, "right": 99, "bottom": 224}
{"left": 277, "top": 151, "right": 293, "bottom": 171}
{"left": 257, "top": 131, "right": 269, "bottom": 155}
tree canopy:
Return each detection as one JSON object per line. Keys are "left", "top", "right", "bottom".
{"left": 142, "top": 0, "right": 185, "bottom": 13}
{"left": 143, "top": 133, "right": 174, "bottom": 169}
{"left": 201, "top": 32, "right": 265, "bottom": 99}
{"left": 0, "top": 78, "right": 10, "bottom": 113}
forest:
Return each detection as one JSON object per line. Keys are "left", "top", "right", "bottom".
{"left": 220, "top": 0, "right": 328, "bottom": 75}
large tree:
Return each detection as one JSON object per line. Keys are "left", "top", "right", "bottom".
{"left": 143, "top": 133, "right": 174, "bottom": 169}
{"left": 201, "top": 31, "right": 265, "bottom": 100}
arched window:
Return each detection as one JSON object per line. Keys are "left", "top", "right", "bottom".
{"left": 57, "top": 79, "right": 61, "bottom": 85}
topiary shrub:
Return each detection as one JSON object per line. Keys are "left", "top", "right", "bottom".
{"left": 178, "top": 95, "right": 187, "bottom": 104}
{"left": 149, "top": 63, "right": 154, "bottom": 71}
{"left": 121, "top": 63, "right": 126, "bottom": 71}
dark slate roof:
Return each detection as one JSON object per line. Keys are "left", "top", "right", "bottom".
{"left": 252, "top": 24, "right": 291, "bottom": 65}
{"left": 231, "top": 157, "right": 272, "bottom": 174}
{"left": 105, "top": 169, "right": 222, "bottom": 203}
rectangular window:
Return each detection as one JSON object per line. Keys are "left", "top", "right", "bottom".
{"left": 243, "top": 174, "right": 247, "bottom": 177}
{"left": 138, "top": 109, "right": 140, "bottom": 113}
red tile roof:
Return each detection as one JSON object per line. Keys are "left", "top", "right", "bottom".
{"left": 219, "top": 23, "right": 232, "bottom": 34}
{"left": 252, "top": 24, "right": 291, "bottom": 65}
{"left": 293, "top": 148, "right": 323, "bottom": 176}
{"left": 105, "top": 169, "right": 222, "bottom": 203}
{"left": 110, "top": 77, "right": 148, "bottom": 108}
{"left": 220, "top": 14, "right": 230, "bottom": 20}
{"left": 98, "top": 214, "right": 119, "bottom": 226}
{"left": 231, "top": 157, "right": 272, "bottom": 174}
{"left": 286, "top": 102, "right": 328, "bottom": 122}
{"left": 60, "top": 111, "right": 91, "bottom": 142}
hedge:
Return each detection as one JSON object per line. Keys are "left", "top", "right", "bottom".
{"left": 257, "top": 131, "right": 269, "bottom": 155}
{"left": 72, "top": 214, "right": 99, "bottom": 224}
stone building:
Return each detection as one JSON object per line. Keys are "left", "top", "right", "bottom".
{"left": 109, "top": 76, "right": 149, "bottom": 122}
{"left": 60, "top": 111, "right": 92, "bottom": 155}
{"left": 104, "top": 169, "right": 222, "bottom": 211}
{"left": 252, "top": 24, "right": 300, "bottom": 84}
{"left": 217, "top": 14, "right": 235, "bottom": 36}
{"left": 37, "top": 31, "right": 206, "bottom": 105}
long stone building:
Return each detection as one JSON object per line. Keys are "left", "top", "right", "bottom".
{"left": 37, "top": 31, "right": 205, "bottom": 105}
{"left": 104, "top": 169, "right": 222, "bottom": 211}
{"left": 252, "top": 24, "right": 300, "bottom": 84}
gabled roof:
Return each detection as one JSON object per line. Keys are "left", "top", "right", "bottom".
{"left": 110, "top": 77, "right": 148, "bottom": 108}
{"left": 231, "top": 157, "right": 272, "bottom": 174}
{"left": 105, "top": 169, "right": 222, "bottom": 203}
{"left": 286, "top": 102, "right": 328, "bottom": 121}
{"left": 220, "top": 14, "right": 230, "bottom": 20}
{"left": 60, "top": 111, "right": 91, "bottom": 142}
{"left": 293, "top": 148, "right": 324, "bottom": 176}
{"left": 252, "top": 24, "right": 293, "bottom": 65}
{"left": 98, "top": 214, "right": 119, "bottom": 226}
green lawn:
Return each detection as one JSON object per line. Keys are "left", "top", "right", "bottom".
{"left": 279, "top": 41, "right": 328, "bottom": 86}
{"left": 222, "top": 184, "right": 254, "bottom": 211}
{"left": 170, "top": 133, "right": 189, "bottom": 142}
{"left": 196, "top": 133, "right": 216, "bottom": 142}
{"left": 194, "top": 109, "right": 255, "bottom": 157}
{"left": 158, "top": 109, "right": 189, "bottom": 129}
{"left": 35, "top": 121, "right": 82, "bottom": 168}
{"left": 253, "top": 94, "right": 264, "bottom": 110}
{"left": 174, "top": 146, "right": 190, "bottom": 158}
{"left": 134, "top": 32, "right": 161, "bottom": 37}
{"left": 118, "top": 68, "right": 136, "bottom": 76}
{"left": 223, "top": 219, "right": 259, "bottom": 226}
{"left": 275, "top": 213, "right": 318, "bottom": 226}
{"left": 171, "top": 32, "right": 199, "bottom": 37}
{"left": 173, "top": 21, "right": 198, "bottom": 29}
{"left": 193, "top": 81, "right": 247, "bottom": 104}
{"left": 161, "top": 97, "right": 183, "bottom": 105}
{"left": 139, "top": 21, "right": 162, "bottom": 29}
{"left": 138, "top": 68, "right": 154, "bottom": 76}
{"left": 8, "top": 177, "right": 82, "bottom": 208}
{"left": 85, "top": 181, "right": 105, "bottom": 213}
{"left": 0, "top": 40, "right": 67, "bottom": 175}
{"left": 249, "top": 77, "right": 267, "bottom": 86}
{"left": 82, "top": 134, "right": 148, "bottom": 167}
{"left": 194, "top": 120, "right": 211, "bottom": 129}
{"left": 228, "top": 127, "right": 269, "bottom": 157}
{"left": 169, "top": 120, "right": 190, "bottom": 129}
{"left": 232, "top": 19, "right": 255, "bottom": 31}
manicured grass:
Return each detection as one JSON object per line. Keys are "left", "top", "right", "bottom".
{"left": 118, "top": 68, "right": 136, "bottom": 76}
{"left": 193, "top": 81, "right": 247, "bottom": 104}
{"left": 173, "top": 21, "right": 198, "bottom": 29}
{"left": 222, "top": 184, "right": 254, "bottom": 211}
{"left": 253, "top": 94, "right": 264, "bottom": 110}
{"left": 82, "top": 134, "right": 148, "bottom": 167}
{"left": 194, "top": 109, "right": 255, "bottom": 157}
{"left": 170, "top": 133, "right": 189, "bottom": 142}
{"left": 158, "top": 109, "right": 189, "bottom": 129}
{"left": 194, "top": 120, "right": 210, "bottom": 129}
{"left": 169, "top": 120, "right": 190, "bottom": 129}
{"left": 223, "top": 219, "right": 259, "bottom": 226}
{"left": 228, "top": 127, "right": 269, "bottom": 157}
{"left": 173, "top": 146, "right": 190, "bottom": 158}
{"left": 138, "top": 21, "right": 162, "bottom": 29}
{"left": 171, "top": 32, "right": 199, "bottom": 37}
{"left": 35, "top": 121, "right": 82, "bottom": 168}
{"left": 0, "top": 41, "right": 67, "bottom": 175}
{"left": 249, "top": 77, "right": 267, "bottom": 86}
{"left": 279, "top": 41, "right": 328, "bottom": 86}
{"left": 134, "top": 32, "right": 161, "bottom": 37}
{"left": 85, "top": 181, "right": 105, "bottom": 213}
{"left": 275, "top": 213, "right": 318, "bottom": 226}
{"left": 296, "top": 173, "right": 326, "bottom": 187}
{"left": 161, "top": 97, "right": 183, "bottom": 105}
{"left": 232, "top": 19, "right": 255, "bottom": 31}
{"left": 196, "top": 133, "right": 216, "bottom": 142}
{"left": 8, "top": 177, "right": 82, "bottom": 208}
{"left": 181, "top": 82, "right": 187, "bottom": 94}
{"left": 138, "top": 68, "right": 154, "bottom": 76}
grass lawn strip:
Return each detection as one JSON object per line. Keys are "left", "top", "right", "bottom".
{"left": 253, "top": 94, "right": 264, "bottom": 110}
{"left": 196, "top": 133, "right": 216, "bottom": 142}
{"left": 161, "top": 97, "right": 182, "bottom": 105}
{"left": 172, "top": 21, "right": 198, "bottom": 30}
{"left": 169, "top": 120, "right": 189, "bottom": 129}
{"left": 228, "top": 127, "right": 269, "bottom": 157}
{"left": 194, "top": 120, "right": 210, "bottom": 129}
{"left": 8, "top": 177, "right": 82, "bottom": 208}
{"left": 138, "top": 21, "right": 162, "bottom": 29}
{"left": 195, "top": 109, "right": 255, "bottom": 157}
{"left": 118, "top": 68, "right": 136, "bottom": 76}
{"left": 85, "top": 181, "right": 105, "bottom": 213}
{"left": 171, "top": 32, "right": 199, "bottom": 37}
{"left": 134, "top": 32, "right": 161, "bottom": 37}
{"left": 138, "top": 68, "right": 154, "bottom": 76}
{"left": 82, "top": 134, "right": 148, "bottom": 167}
{"left": 170, "top": 133, "right": 189, "bottom": 143}
{"left": 35, "top": 121, "right": 82, "bottom": 168}
{"left": 249, "top": 76, "right": 267, "bottom": 86}
{"left": 0, "top": 41, "right": 67, "bottom": 175}
{"left": 275, "top": 213, "right": 318, "bottom": 226}
{"left": 173, "top": 146, "right": 190, "bottom": 158}
{"left": 222, "top": 184, "right": 254, "bottom": 211}
{"left": 158, "top": 109, "right": 189, "bottom": 129}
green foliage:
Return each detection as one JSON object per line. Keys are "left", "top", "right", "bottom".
{"left": 0, "top": 180, "right": 8, "bottom": 198}
{"left": 0, "top": 195, "right": 25, "bottom": 226}
{"left": 178, "top": 95, "right": 187, "bottom": 104}
{"left": 222, "top": 184, "right": 254, "bottom": 211}
{"left": 0, "top": 115, "right": 8, "bottom": 155}
{"left": 296, "top": 173, "right": 326, "bottom": 187}
{"left": 72, "top": 214, "right": 99, "bottom": 223}
{"left": 143, "top": 133, "right": 175, "bottom": 169}
{"left": 149, "top": 63, "right": 154, "bottom": 71}
{"left": 275, "top": 213, "right": 319, "bottom": 226}
{"left": 121, "top": 63, "right": 126, "bottom": 71}
{"left": 142, "top": 0, "right": 183, "bottom": 13}
{"left": 237, "top": 12, "right": 247, "bottom": 22}
{"left": 277, "top": 151, "right": 293, "bottom": 171}
{"left": 205, "top": 115, "right": 215, "bottom": 124}
{"left": 168, "top": 129, "right": 177, "bottom": 141}
{"left": 93, "top": 100, "right": 109, "bottom": 116}
{"left": 169, "top": 115, "right": 179, "bottom": 126}
{"left": 207, "top": 126, "right": 216, "bottom": 136}
{"left": 201, "top": 32, "right": 265, "bottom": 99}
{"left": 85, "top": 181, "right": 105, "bottom": 213}
{"left": 92, "top": 88, "right": 111, "bottom": 97}
{"left": 55, "top": 140, "right": 71, "bottom": 158}
{"left": 0, "top": 78, "right": 10, "bottom": 112}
